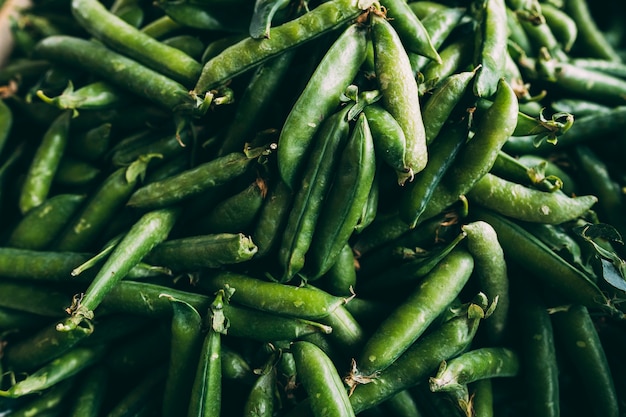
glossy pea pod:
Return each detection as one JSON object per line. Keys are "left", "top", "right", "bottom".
{"left": 551, "top": 304, "right": 619, "bottom": 417}
{"left": 199, "top": 270, "right": 346, "bottom": 320}
{"left": 466, "top": 172, "right": 598, "bottom": 224}
{"left": 277, "top": 23, "right": 367, "bottom": 189}
{"left": 4, "top": 378, "right": 74, "bottom": 417}
{"left": 248, "top": 0, "right": 291, "bottom": 39}
{"left": 547, "top": 61, "right": 626, "bottom": 106}
{"left": 470, "top": 207, "right": 619, "bottom": 315}
{"left": 161, "top": 296, "right": 204, "bottom": 417}
{"left": 380, "top": 0, "right": 441, "bottom": 64}
{"left": 371, "top": 11, "right": 428, "bottom": 177}
{"left": 242, "top": 354, "right": 278, "bottom": 417}
{"left": 291, "top": 340, "right": 356, "bottom": 417}
{"left": 193, "top": 0, "right": 374, "bottom": 93}
{"left": 356, "top": 246, "right": 474, "bottom": 376}
{"left": 563, "top": 0, "right": 621, "bottom": 62}
{"left": 318, "top": 243, "right": 358, "bottom": 297}
{"left": 472, "top": 0, "right": 508, "bottom": 98}
{"left": 278, "top": 106, "right": 351, "bottom": 282}
{"left": 71, "top": 0, "right": 201, "bottom": 86}
{"left": 143, "top": 233, "right": 258, "bottom": 272}
{"left": 305, "top": 111, "right": 376, "bottom": 280}
{"left": 419, "top": 37, "right": 475, "bottom": 90}
{"left": 127, "top": 144, "right": 270, "bottom": 209}
{"left": 33, "top": 36, "right": 199, "bottom": 114}
{"left": 540, "top": 2, "right": 578, "bottom": 53}
{"left": 36, "top": 80, "right": 128, "bottom": 113}
{"left": 462, "top": 220, "right": 509, "bottom": 345}
{"left": 58, "top": 206, "right": 180, "bottom": 331}
{"left": 251, "top": 177, "right": 293, "bottom": 258}
{"left": 363, "top": 103, "right": 410, "bottom": 185}
{"left": 18, "top": 110, "right": 71, "bottom": 214}
{"left": 7, "top": 193, "right": 85, "bottom": 250}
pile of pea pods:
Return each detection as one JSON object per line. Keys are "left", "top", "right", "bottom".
{"left": 1, "top": 0, "right": 626, "bottom": 415}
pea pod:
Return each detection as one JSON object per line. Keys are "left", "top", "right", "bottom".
{"left": 242, "top": 353, "right": 278, "bottom": 417}
{"left": 564, "top": 0, "right": 621, "bottom": 62}
{"left": 466, "top": 172, "right": 598, "bottom": 224}
{"left": 251, "top": 177, "right": 293, "bottom": 258}
{"left": 357, "top": 246, "right": 474, "bottom": 375}
{"left": 292, "top": 340, "right": 355, "bottom": 417}
{"left": 277, "top": 23, "right": 367, "bottom": 189}
{"left": 67, "top": 365, "right": 109, "bottom": 417}
{"left": 372, "top": 12, "right": 427, "bottom": 176}
{"left": 19, "top": 110, "right": 71, "bottom": 214}
{"left": 278, "top": 106, "right": 351, "bottom": 282}
{"left": 472, "top": 0, "right": 508, "bottom": 98}
{"left": 249, "top": 0, "right": 291, "bottom": 39}
{"left": 199, "top": 271, "right": 346, "bottom": 320}
{"left": 306, "top": 112, "right": 376, "bottom": 279}
{"left": 194, "top": 0, "right": 374, "bottom": 93}
{"left": 0, "top": 99, "right": 12, "bottom": 156}
{"left": 36, "top": 80, "right": 127, "bottom": 113}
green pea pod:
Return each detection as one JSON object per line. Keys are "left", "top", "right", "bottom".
{"left": 540, "top": 2, "right": 577, "bottom": 53}
{"left": 400, "top": 119, "right": 468, "bottom": 228}
{"left": 564, "top": 0, "right": 621, "bottom": 62}
{"left": 139, "top": 15, "right": 182, "bottom": 38}
{"left": 187, "top": 293, "right": 224, "bottom": 417}
{"left": 161, "top": 295, "right": 204, "bottom": 417}
{"left": 372, "top": 12, "right": 427, "bottom": 176}
{"left": 54, "top": 157, "right": 101, "bottom": 187}
{"left": 19, "top": 110, "right": 72, "bottom": 214}
{"left": 37, "top": 80, "right": 127, "bottom": 113}
{"left": 347, "top": 300, "right": 486, "bottom": 414}
{"left": 6, "top": 378, "right": 74, "bottom": 417}
{"left": 470, "top": 207, "right": 619, "bottom": 315}
{"left": 354, "top": 169, "right": 379, "bottom": 233}
{"left": 0, "top": 345, "right": 106, "bottom": 398}
{"left": 363, "top": 104, "right": 410, "bottom": 185}
{"left": 243, "top": 357, "right": 277, "bottom": 417}
{"left": 551, "top": 305, "right": 619, "bottom": 417}
{"left": 420, "top": 36, "right": 474, "bottom": 89}
{"left": 58, "top": 207, "right": 180, "bottom": 331}
{"left": 277, "top": 23, "right": 367, "bottom": 189}
{"left": 193, "top": 0, "right": 374, "bottom": 93}
{"left": 107, "top": 366, "right": 167, "bottom": 417}
{"left": 491, "top": 151, "right": 567, "bottom": 194}
{"left": 292, "top": 340, "right": 356, "bottom": 417}
{"left": 319, "top": 243, "right": 358, "bottom": 297}
{"left": 67, "top": 365, "right": 109, "bottom": 417}
{"left": 199, "top": 271, "right": 346, "bottom": 320}
{"left": 278, "top": 106, "right": 351, "bottom": 282}
{"left": 422, "top": 68, "right": 477, "bottom": 145}
{"left": 548, "top": 61, "right": 626, "bottom": 106}
{"left": 249, "top": 0, "right": 291, "bottom": 39}
{"left": 251, "top": 177, "right": 294, "bottom": 258}
{"left": 34, "top": 36, "right": 198, "bottom": 114}
{"left": 472, "top": 0, "right": 508, "bottom": 98}
{"left": 0, "top": 281, "right": 73, "bottom": 317}
{"left": 357, "top": 246, "right": 474, "bottom": 375}
{"left": 381, "top": 0, "right": 441, "bottom": 63}
{"left": 68, "top": 123, "right": 110, "bottom": 163}
{"left": 156, "top": 1, "right": 250, "bottom": 33}
{"left": 305, "top": 112, "right": 376, "bottom": 279}
{"left": 127, "top": 145, "right": 271, "bottom": 209}
{"left": 429, "top": 347, "right": 520, "bottom": 393}
{"left": 462, "top": 220, "right": 509, "bottom": 345}
{"left": 144, "top": 233, "right": 258, "bottom": 272}
{"left": 198, "top": 178, "right": 267, "bottom": 234}
{"left": 7, "top": 193, "right": 86, "bottom": 250}
{"left": 466, "top": 172, "right": 598, "bottom": 224}
{"left": 0, "top": 99, "right": 12, "bottom": 156}
{"left": 71, "top": 0, "right": 201, "bottom": 86}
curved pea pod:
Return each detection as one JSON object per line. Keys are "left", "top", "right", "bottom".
{"left": 199, "top": 271, "right": 346, "bottom": 320}
{"left": 429, "top": 347, "right": 520, "bottom": 393}
{"left": 36, "top": 80, "right": 127, "bottom": 113}
{"left": 278, "top": 106, "right": 351, "bottom": 282}
{"left": 363, "top": 103, "right": 410, "bottom": 185}
{"left": 305, "top": 112, "right": 376, "bottom": 280}
{"left": 251, "top": 177, "right": 293, "bottom": 258}
{"left": 466, "top": 172, "right": 598, "bottom": 224}
{"left": 127, "top": 144, "right": 272, "bottom": 209}
{"left": 540, "top": 2, "right": 577, "bottom": 53}
{"left": 187, "top": 326, "right": 222, "bottom": 417}
{"left": 19, "top": 110, "right": 71, "bottom": 215}
{"left": 422, "top": 68, "right": 477, "bottom": 145}
{"left": 194, "top": 0, "right": 374, "bottom": 93}
{"left": 161, "top": 296, "right": 203, "bottom": 417}
{"left": 292, "top": 340, "right": 356, "bottom": 417}
{"left": 462, "top": 220, "right": 509, "bottom": 345}
{"left": 381, "top": 0, "right": 441, "bottom": 63}
{"left": 7, "top": 193, "right": 86, "bottom": 250}
{"left": 551, "top": 304, "right": 619, "bottom": 417}
{"left": 419, "top": 37, "right": 474, "bottom": 90}
{"left": 399, "top": 119, "right": 468, "bottom": 228}
{"left": 347, "top": 300, "right": 486, "bottom": 413}
{"left": 277, "top": 23, "right": 367, "bottom": 189}
{"left": 563, "top": 0, "right": 621, "bottom": 62}
{"left": 243, "top": 355, "right": 278, "bottom": 417}
{"left": 472, "top": 0, "right": 508, "bottom": 98}
{"left": 156, "top": 0, "right": 250, "bottom": 33}
{"left": 144, "top": 233, "right": 257, "bottom": 272}
{"left": 0, "top": 345, "right": 106, "bottom": 398}
{"left": 491, "top": 150, "right": 568, "bottom": 194}
{"left": 319, "top": 243, "right": 358, "bottom": 297}
{"left": 356, "top": 246, "right": 474, "bottom": 376}
{"left": 470, "top": 207, "right": 620, "bottom": 315}
{"left": 372, "top": 12, "right": 427, "bottom": 176}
